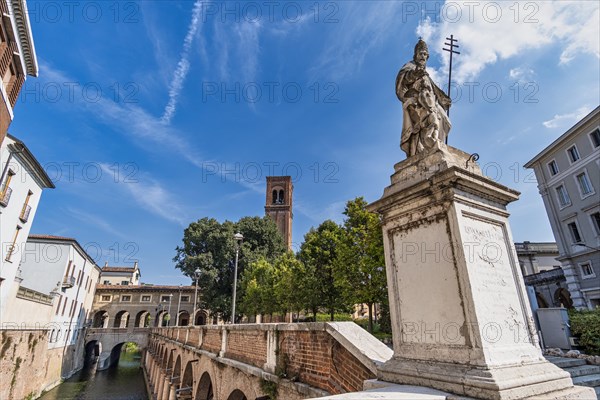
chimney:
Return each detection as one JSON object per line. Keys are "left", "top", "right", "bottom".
{"left": 104, "top": 261, "right": 108, "bottom": 268}
{"left": 134, "top": 261, "right": 138, "bottom": 269}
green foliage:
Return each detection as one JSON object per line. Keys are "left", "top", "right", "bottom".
{"left": 174, "top": 216, "right": 286, "bottom": 321}
{"left": 569, "top": 308, "right": 600, "bottom": 355}
{"left": 240, "top": 252, "right": 307, "bottom": 318}
{"left": 335, "top": 197, "right": 387, "bottom": 332}
{"left": 123, "top": 342, "right": 139, "bottom": 353}
{"left": 260, "top": 379, "right": 278, "bottom": 399}
{"left": 315, "top": 313, "right": 353, "bottom": 322}
{"left": 298, "top": 220, "right": 348, "bottom": 320}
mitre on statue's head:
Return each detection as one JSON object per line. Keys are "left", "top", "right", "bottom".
{"left": 413, "top": 38, "right": 429, "bottom": 55}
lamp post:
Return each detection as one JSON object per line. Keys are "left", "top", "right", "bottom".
{"left": 231, "top": 232, "right": 244, "bottom": 324}
{"left": 167, "top": 294, "right": 173, "bottom": 326}
{"left": 176, "top": 285, "right": 182, "bottom": 326}
{"left": 193, "top": 268, "right": 201, "bottom": 325}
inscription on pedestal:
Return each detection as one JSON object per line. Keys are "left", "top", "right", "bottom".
{"left": 460, "top": 214, "right": 531, "bottom": 348}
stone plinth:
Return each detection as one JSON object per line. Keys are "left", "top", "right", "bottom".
{"left": 368, "top": 145, "right": 595, "bottom": 400}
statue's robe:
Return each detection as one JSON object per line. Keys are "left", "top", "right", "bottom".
{"left": 395, "top": 61, "right": 452, "bottom": 156}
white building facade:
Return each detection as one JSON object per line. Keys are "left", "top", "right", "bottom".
{"left": 525, "top": 107, "right": 600, "bottom": 309}
{"left": 9, "top": 234, "right": 102, "bottom": 378}
{"left": 99, "top": 262, "right": 141, "bottom": 286}
{"left": 0, "top": 133, "right": 54, "bottom": 323}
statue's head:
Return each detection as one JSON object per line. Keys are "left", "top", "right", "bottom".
{"left": 413, "top": 38, "right": 429, "bottom": 67}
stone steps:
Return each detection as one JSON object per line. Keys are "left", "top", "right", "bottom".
{"left": 572, "top": 374, "right": 600, "bottom": 388}
{"left": 546, "top": 356, "right": 599, "bottom": 399}
{"left": 547, "top": 356, "right": 588, "bottom": 368}
{"left": 566, "top": 365, "right": 600, "bottom": 378}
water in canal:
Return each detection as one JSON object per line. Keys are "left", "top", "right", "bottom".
{"left": 39, "top": 349, "right": 148, "bottom": 400}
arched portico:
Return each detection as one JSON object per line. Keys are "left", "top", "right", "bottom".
{"left": 196, "top": 371, "right": 214, "bottom": 400}
{"left": 135, "top": 310, "right": 150, "bottom": 327}
{"left": 113, "top": 310, "right": 130, "bottom": 328}
{"left": 177, "top": 311, "right": 190, "bottom": 326}
{"left": 93, "top": 310, "right": 109, "bottom": 328}
{"left": 227, "top": 389, "right": 248, "bottom": 400}
{"left": 194, "top": 310, "right": 207, "bottom": 326}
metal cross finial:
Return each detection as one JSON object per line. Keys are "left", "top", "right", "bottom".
{"left": 442, "top": 34, "right": 460, "bottom": 112}
{"left": 443, "top": 34, "right": 460, "bottom": 145}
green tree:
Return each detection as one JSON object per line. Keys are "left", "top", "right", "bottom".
{"left": 273, "top": 252, "right": 306, "bottom": 320}
{"left": 298, "top": 220, "right": 348, "bottom": 320}
{"left": 336, "top": 197, "right": 387, "bottom": 332}
{"left": 239, "top": 258, "right": 277, "bottom": 318}
{"left": 173, "top": 216, "right": 286, "bottom": 322}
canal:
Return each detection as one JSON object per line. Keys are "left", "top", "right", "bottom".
{"left": 39, "top": 348, "right": 148, "bottom": 400}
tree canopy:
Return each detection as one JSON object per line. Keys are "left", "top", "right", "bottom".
{"left": 173, "top": 216, "right": 286, "bottom": 321}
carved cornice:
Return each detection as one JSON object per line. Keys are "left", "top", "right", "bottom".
{"left": 8, "top": 0, "right": 38, "bottom": 76}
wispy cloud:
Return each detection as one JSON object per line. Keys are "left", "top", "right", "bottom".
{"left": 542, "top": 106, "right": 592, "bottom": 129}
{"left": 417, "top": 1, "right": 599, "bottom": 83}
{"left": 97, "top": 164, "right": 189, "bottom": 226}
{"left": 212, "top": 20, "right": 262, "bottom": 84}
{"left": 67, "top": 207, "right": 129, "bottom": 239}
{"left": 311, "top": 2, "right": 402, "bottom": 81}
{"left": 294, "top": 198, "right": 346, "bottom": 224}
{"left": 40, "top": 62, "right": 206, "bottom": 169}
{"left": 161, "top": 0, "right": 204, "bottom": 124}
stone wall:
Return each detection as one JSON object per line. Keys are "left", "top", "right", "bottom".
{"left": 150, "top": 322, "right": 392, "bottom": 398}
{"left": 0, "top": 329, "right": 60, "bottom": 400}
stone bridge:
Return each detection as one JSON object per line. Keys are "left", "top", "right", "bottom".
{"left": 144, "top": 322, "right": 393, "bottom": 400}
{"left": 85, "top": 327, "right": 151, "bottom": 370}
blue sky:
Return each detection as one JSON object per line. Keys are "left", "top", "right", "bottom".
{"left": 12, "top": 1, "right": 600, "bottom": 284}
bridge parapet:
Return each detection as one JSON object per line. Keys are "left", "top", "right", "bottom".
{"left": 85, "top": 327, "right": 151, "bottom": 370}
{"left": 151, "top": 322, "right": 392, "bottom": 396}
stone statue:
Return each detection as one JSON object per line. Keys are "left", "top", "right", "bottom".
{"left": 396, "top": 39, "right": 452, "bottom": 157}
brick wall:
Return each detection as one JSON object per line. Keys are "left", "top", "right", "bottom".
{"left": 279, "top": 331, "right": 373, "bottom": 394}
{"left": 202, "top": 328, "right": 221, "bottom": 354}
{"left": 225, "top": 330, "right": 267, "bottom": 368}
{"left": 151, "top": 323, "right": 379, "bottom": 396}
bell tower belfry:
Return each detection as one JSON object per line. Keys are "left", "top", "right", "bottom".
{"left": 265, "top": 176, "right": 293, "bottom": 250}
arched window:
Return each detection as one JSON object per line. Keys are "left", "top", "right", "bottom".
{"left": 278, "top": 189, "right": 284, "bottom": 204}
{"left": 272, "top": 190, "right": 278, "bottom": 204}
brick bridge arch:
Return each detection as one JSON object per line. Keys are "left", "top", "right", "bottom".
{"left": 144, "top": 323, "right": 393, "bottom": 400}
{"left": 85, "top": 327, "right": 150, "bottom": 370}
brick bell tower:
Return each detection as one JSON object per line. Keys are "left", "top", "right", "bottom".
{"left": 265, "top": 176, "right": 293, "bottom": 250}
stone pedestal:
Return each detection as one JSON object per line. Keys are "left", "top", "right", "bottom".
{"left": 368, "top": 145, "right": 594, "bottom": 400}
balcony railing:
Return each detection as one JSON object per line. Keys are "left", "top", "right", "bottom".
{"left": 0, "top": 187, "right": 12, "bottom": 207}
{"left": 524, "top": 268, "right": 565, "bottom": 286}
{"left": 19, "top": 204, "right": 31, "bottom": 223}
{"left": 16, "top": 286, "right": 53, "bottom": 306}
{"left": 62, "top": 275, "right": 76, "bottom": 289}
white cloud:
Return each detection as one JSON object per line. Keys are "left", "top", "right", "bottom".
{"left": 542, "top": 106, "right": 592, "bottom": 129}
{"left": 509, "top": 67, "right": 535, "bottom": 82}
{"left": 416, "top": 1, "right": 599, "bottom": 83}
{"left": 161, "top": 0, "right": 203, "bottom": 124}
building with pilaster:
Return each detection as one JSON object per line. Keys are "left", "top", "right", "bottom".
{"left": 525, "top": 106, "right": 600, "bottom": 309}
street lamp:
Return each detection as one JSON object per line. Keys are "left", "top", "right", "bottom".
{"left": 231, "top": 232, "right": 244, "bottom": 324}
{"left": 193, "top": 268, "right": 201, "bottom": 325}
{"left": 176, "top": 285, "right": 182, "bottom": 326}
{"left": 167, "top": 294, "right": 173, "bottom": 326}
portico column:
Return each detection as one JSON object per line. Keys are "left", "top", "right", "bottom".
{"left": 161, "top": 377, "right": 170, "bottom": 400}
